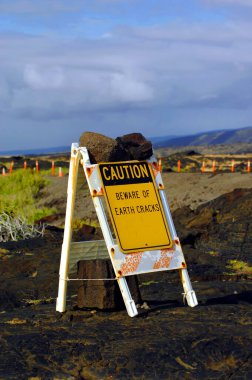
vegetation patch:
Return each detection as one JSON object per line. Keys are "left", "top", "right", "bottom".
{"left": 226, "top": 260, "right": 252, "bottom": 275}
{"left": 208, "top": 250, "right": 219, "bottom": 257}
{"left": 139, "top": 280, "right": 160, "bottom": 287}
{"left": 24, "top": 297, "right": 55, "bottom": 306}
{"left": 0, "top": 169, "right": 55, "bottom": 224}
{"left": 72, "top": 218, "right": 100, "bottom": 229}
{"left": 4, "top": 318, "right": 27, "bottom": 325}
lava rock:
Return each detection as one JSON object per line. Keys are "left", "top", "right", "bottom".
{"left": 79, "top": 132, "right": 130, "bottom": 163}
{"left": 116, "top": 132, "right": 153, "bottom": 160}
{"left": 173, "top": 188, "right": 252, "bottom": 266}
{"left": 79, "top": 131, "right": 153, "bottom": 163}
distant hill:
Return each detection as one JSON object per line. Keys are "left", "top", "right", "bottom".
{"left": 149, "top": 135, "right": 178, "bottom": 144}
{"left": 0, "top": 146, "right": 70, "bottom": 156}
{"left": 1, "top": 127, "right": 252, "bottom": 155}
{"left": 153, "top": 126, "right": 252, "bottom": 148}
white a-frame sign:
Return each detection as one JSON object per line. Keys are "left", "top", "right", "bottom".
{"left": 56, "top": 143, "right": 198, "bottom": 317}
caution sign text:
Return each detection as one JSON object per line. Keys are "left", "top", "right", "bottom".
{"left": 99, "top": 161, "right": 173, "bottom": 253}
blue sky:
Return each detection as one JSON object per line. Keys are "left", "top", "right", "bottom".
{"left": 1, "top": 0, "right": 252, "bottom": 151}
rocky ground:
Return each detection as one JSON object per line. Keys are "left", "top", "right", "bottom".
{"left": 37, "top": 171, "right": 252, "bottom": 228}
{"left": 0, "top": 172, "right": 252, "bottom": 379}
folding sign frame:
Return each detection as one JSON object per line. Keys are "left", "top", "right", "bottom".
{"left": 56, "top": 143, "right": 198, "bottom": 317}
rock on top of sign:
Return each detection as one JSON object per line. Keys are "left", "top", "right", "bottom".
{"left": 79, "top": 131, "right": 153, "bottom": 163}
{"left": 116, "top": 133, "right": 153, "bottom": 160}
{"left": 79, "top": 131, "right": 129, "bottom": 164}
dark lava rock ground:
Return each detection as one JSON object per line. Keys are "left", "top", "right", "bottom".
{"left": 0, "top": 189, "right": 252, "bottom": 379}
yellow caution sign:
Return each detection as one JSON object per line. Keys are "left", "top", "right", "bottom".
{"left": 99, "top": 161, "right": 173, "bottom": 253}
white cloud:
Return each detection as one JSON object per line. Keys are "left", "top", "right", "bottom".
{"left": 1, "top": 9, "right": 252, "bottom": 147}
{"left": 110, "top": 73, "right": 153, "bottom": 102}
{"left": 1, "top": 19, "right": 252, "bottom": 119}
{"left": 24, "top": 64, "right": 65, "bottom": 89}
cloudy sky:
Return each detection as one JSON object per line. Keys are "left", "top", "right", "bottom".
{"left": 1, "top": 0, "right": 252, "bottom": 151}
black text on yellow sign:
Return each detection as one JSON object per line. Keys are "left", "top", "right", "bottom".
{"left": 99, "top": 161, "right": 173, "bottom": 253}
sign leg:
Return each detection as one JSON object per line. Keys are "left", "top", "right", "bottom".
{"left": 56, "top": 143, "right": 80, "bottom": 313}
{"left": 180, "top": 268, "right": 198, "bottom": 307}
{"left": 117, "top": 277, "right": 138, "bottom": 317}
{"left": 89, "top": 197, "right": 138, "bottom": 317}
{"left": 159, "top": 189, "right": 198, "bottom": 307}
{"left": 56, "top": 277, "right": 68, "bottom": 312}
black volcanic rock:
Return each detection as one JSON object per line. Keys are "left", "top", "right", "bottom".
{"left": 116, "top": 132, "right": 153, "bottom": 160}
{"left": 79, "top": 131, "right": 130, "bottom": 163}
{"left": 173, "top": 188, "right": 252, "bottom": 267}
{"left": 0, "top": 193, "right": 252, "bottom": 379}
{"left": 79, "top": 131, "right": 153, "bottom": 163}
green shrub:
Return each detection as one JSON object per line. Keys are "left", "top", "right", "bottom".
{"left": 226, "top": 260, "right": 252, "bottom": 275}
{"left": 0, "top": 169, "right": 55, "bottom": 223}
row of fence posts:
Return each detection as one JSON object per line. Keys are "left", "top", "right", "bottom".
{"left": 2, "top": 159, "right": 251, "bottom": 176}
{"left": 175, "top": 159, "right": 251, "bottom": 173}
{"left": 1, "top": 160, "right": 64, "bottom": 177}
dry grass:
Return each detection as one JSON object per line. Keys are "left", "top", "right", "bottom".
{"left": 226, "top": 260, "right": 252, "bottom": 275}
{"left": 207, "top": 355, "right": 238, "bottom": 371}
{"left": 0, "top": 213, "right": 45, "bottom": 242}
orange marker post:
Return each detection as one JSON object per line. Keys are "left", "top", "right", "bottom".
{"left": 247, "top": 160, "right": 251, "bottom": 173}
{"left": 212, "top": 160, "right": 216, "bottom": 173}
{"left": 24, "top": 161, "right": 27, "bottom": 170}
{"left": 158, "top": 158, "right": 162, "bottom": 172}
{"left": 177, "top": 160, "right": 181, "bottom": 173}
{"left": 9, "top": 161, "right": 14, "bottom": 174}
{"left": 52, "top": 161, "right": 55, "bottom": 176}
{"left": 231, "top": 160, "right": 235, "bottom": 173}
{"left": 201, "top": 161, "right": 205, "bottom": 173}
{"left": 36, "top": 160, "right": 39, "bottom": 172}
{"left": 58, "top": 167, "right": 63, "bottom": 177}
